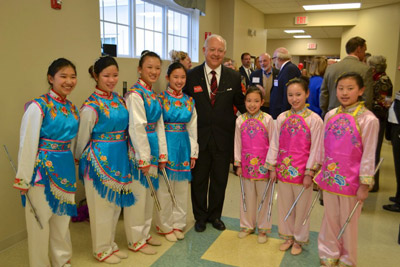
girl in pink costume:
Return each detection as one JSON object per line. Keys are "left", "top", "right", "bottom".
{"left": 266, "top": 77, "right": 323, "bottom": 255}
{"left": 314, "top": 72, "right": 379, "bottom": 267}
{"left": 234, "top": 86, "right": 275, "bottom": 244}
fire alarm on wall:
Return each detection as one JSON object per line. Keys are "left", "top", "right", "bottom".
{"left": 51, "top": 0, "right": 62, "bottom": 10}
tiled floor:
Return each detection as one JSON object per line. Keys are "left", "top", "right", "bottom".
{"left": 1, "top": 142, "right": 399, "bottom": 266}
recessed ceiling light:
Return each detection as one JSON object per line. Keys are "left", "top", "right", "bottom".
{"left": 284, "top": 30, "right": 305, "bottom": 34}
{"left": 303, "top": 3, "right": 361, "bottom": 11}
{"left": 293, "top": 35, "right": 312, "bottom": 38}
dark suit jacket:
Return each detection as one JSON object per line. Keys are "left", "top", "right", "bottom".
{"left": 270, "top": 61, "right": 301, "bottom": 119}
{"left": 184, "top": 63, "right": 246, "bottom": 152}
{"left": 239, "top": 66, "right": 253, "bottom": 87}
{"left": 249, "top": 67, "right": 279, "bottom": 98}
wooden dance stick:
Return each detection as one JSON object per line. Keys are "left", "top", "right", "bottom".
{"left": 267, "top": 181, "right": 276, "bottom": 222}
{"left": 145, "top": 174, "right": 161, "bottom": 211}
{"left": 239, "top": 175, "right": 247, "bottom": 212}
{"left": 284, "top": 187, "right": 306, "bottom": 221}
{"left": 3, "top": 145, "right": 43, "bottom": 229}
{"left": 258, "top": 178, "right": 272, "bottom": 212}
{"left": 337, "top": 157, "right": 384, "bottom": 240}
{"left": 161, "top": 168, "right": 178, "bottom": 207}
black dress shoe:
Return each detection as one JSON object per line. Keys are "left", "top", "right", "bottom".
{"left": 383, "top": 204, "right": 400, "bottom": 212}
{"left": 194, "top": 221, "right": 206, "bottom": 232}
{"left": 210, "top": 219, "right": 226, "bottom": 231}
{"left": 389, "top": 197, "right": 400, "bottom": 204}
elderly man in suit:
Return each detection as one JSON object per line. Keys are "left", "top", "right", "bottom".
{"left": 320, "top": 36, "right": 373, "bottom": 116}
{"left": 239, "top": 52, "right": 253, "bottom": 87}
{"left": 270, "top": 47, "right": 301, "bottom": 119}
{"left": 184, "top": 34, "right": 245, "bottom": 232}
{"left": 249, "top": 53, "right": 279, "bottom": 114}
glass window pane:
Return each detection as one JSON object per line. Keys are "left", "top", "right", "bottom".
{"left": 154, "top": 5, "right": 162, "bottom": 32}
{"left": 181, "top": 14, "right": 188, "bottom": 37}
{"left": 100, "top": 22, "right": 104, "bottom": 40}
{"left": 136, "top": 0, "right": 144, "bottom": 28}
{"left": 99, "top": 0, "right": 103, "bottom": 20}
{"left": 145, "top": 3, "right": 154, "bottom": 30}
{"left": 174, "top": 12, "right": 180, "bottom": 35}
{"left": 168, "top": 35, "right": 173, "bottom": 56}
{"left": 136, "top": 29, "right": 144, "bottom": 57}
{"left": 181, "top": 37, "right": 188, "bottom": 53}
{"left": 154, "top": 32, "right": 163, "bottom": 58}
{"left": 174, "top": 36, "right": 181, "bottom": 51}
{"left": 118, "top": 25, "right": 130, "bottom": 56}
{"left": 104, "top": 22, "right": 117, "bottom": 44}
{"left": 168, "top": 10, "right": 173, "bottom": 34}
{"left": 117, "top": 0, "right": 129, "bottom": 25}
{"left": 103, "top": 0, "right": 116, "bottom": 22}
{"left": 144, "top": 30, "right": 154, "bottom": 51}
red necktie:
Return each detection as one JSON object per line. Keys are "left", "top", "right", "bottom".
{"left": 210, "top": 70, "right": 217, "bottom": 106}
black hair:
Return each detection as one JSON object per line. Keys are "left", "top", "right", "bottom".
{"left": 139, "top": 50, "right": 162, "bottom": 68}
{"left": 241, "top": 52, "right": 251, "bottom": 60}
{"left": 335, "top": 72, "right": 364, "bottom": 89}
{"left": 345, "top": 36, "right": 366, "bottom": 54}
{"left": 245, "top": 85, "right": 264, "bottom": 100}
{"left": 47, "top": 58, "right": 76, "bottom": 86}
{"left": 167, "top": 62, "right": 187, "bottom": 77}
{"left": 88, "top": 56, "right": 118, "bottom": 79}
{"left": 286, "top": 76, "right": 309, "bottom": 93}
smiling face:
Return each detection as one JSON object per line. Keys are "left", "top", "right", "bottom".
{"left": 203, "top": 37, "right": 226, "bottom": 69}
{"left": 287, "top": 83, "right": 309, "bottom": 112}
{"left": 336, "top": 77, "right": 364, "bottom": 108}
{"left": 259, "top": 54, "right": 271, "bottom": 72}
{"left": 245, "top": 91, "right": 264, "bottom": 116}
{"left": 48, "top": 66, "right": 77, "bottom": 98}
{"left": 96, "top": 65, "right": 119, "bottom": 93}
{"left": 167, "top": 67, "right": 186, "bottom": 92}
{"left": 138, "top": 56, "right": 161, "bottom": 85}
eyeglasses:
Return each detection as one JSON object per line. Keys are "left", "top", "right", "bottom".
{"left": 272, "top": 57, "right": 277, "bottom": 60}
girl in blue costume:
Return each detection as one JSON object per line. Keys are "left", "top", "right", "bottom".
{"left": 155, "top": 62, "right": 198, "bottom": 242}
{"left": 13, "top": 58, "right": 79, "bottom": 267}
{"left": 74, "top": 56, "right": 135, "bottom": 264}
{"left": 124, "top": 51, "right": 168, "bottom": 255}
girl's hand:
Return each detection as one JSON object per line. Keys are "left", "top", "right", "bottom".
{"left": 190, "top": 159, "right": 196, "bottom": 169}
{"left": 141, "top": 166, "right": 150, "bottom": 176}
{"left": 158, "top": 162, "right": 166, "bottom": 170}
{"left": 303, "top": 175, "right": 313, "bottom": 189}
{"left": 269, "top": 170, "right": 277, "bottom": 182}
{"left": 236, "top": 166, "right": 242, "bottom": 176}
{"left": 357, "top": 184, "right": 369, "bottom": 202}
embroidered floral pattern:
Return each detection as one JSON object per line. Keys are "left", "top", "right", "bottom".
{"left": 282, "top": 116, "right": 310, "bottom": 140}
{"left": 277, "top": 154, "right": 300, "bottom": 180}
{"left": 326, "top": 115, "right": 361, "bottom": 148}
{"left": 165, "top": 123, "right": 186, "bottom": 132}
{"left": 242, "top": 118, "right": 268, "bottom": 139}
{"left": 243, "top": 154, "right": 268, "bottom": 178}
{"left": 321, "top": 158, "right": 349, "bottom": 190}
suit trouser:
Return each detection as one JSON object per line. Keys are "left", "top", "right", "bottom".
{"left": 191, "top": 136, "right": 231, "bottom": 222}
{"left": 240, "top": 179, "right": 272, "bottom": 233}
{"left": 318, "top": 191, "right": 361, "bottom": 267}
{"left": 84, "top": 178, "right": 120, "bottom": 261}
{"left": 277, "top": 181, "right": 312, "bottom": 244}
{"left": 391, "top": 123, "right": 400, "bottom": 199}
{"left": 26, "top": 186, "right": 72, "bottom": 267}
{"left": 155, "top": 179, "right": 189, "bottom": 233}
{"left": 124, "top": 178, "right": 154, "bottom": 251}
{"left": 373, "top": 116, "right": 386, "bottom": 190}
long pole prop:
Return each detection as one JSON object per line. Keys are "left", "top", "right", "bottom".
{"left": 145, "top": 174, "right": 161, "bottom": 211}
{"left": 267, "top": 181, "right": 276, "bottom": 222}
{"left": 3, "top": 145, "right": 43, "bottom": 229}
{"left": 302, "top": 190, "right": 321, "bottom": 225}
{"left": 284, "top": 187, "right": 305, "bottom": 221}
{"left": 161, "top": 168, "right": 178, "bottom": 207}
{"left": 336, "top": 157, "right": 384, "bottom": 240}
{"left": 258, "top": 178, "right": 272, "bottom": 212}
{"left": 239, "top": 175, "right": 247, "bottom": 212}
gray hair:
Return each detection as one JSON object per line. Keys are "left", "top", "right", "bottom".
{"left": 274, "top": 47, "right": 291, "bottom": 61}
{"left": 203, "top": 34, "right": 227, "bottom": 51}
{"left": 367, "top": 55, "right": 387, "bottom": 73}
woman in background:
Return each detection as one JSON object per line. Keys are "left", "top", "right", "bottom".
{"left": 170, "top": 50, "right": 192, "bottom": 70}
{"left": 307, "top": 56, "right": 327, "bottom": 117}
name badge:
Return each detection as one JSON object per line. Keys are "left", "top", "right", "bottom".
{"left": 194, "top": 86, "right": 203, "bottom": 93}
{"left": 252, "top": 77, "right": 260, "bottom": 83}
{"left": 274, "top": 79, "right": 278, "bottom": 87}
{"left": 227, "top": 88, "right": 232, "bottom": 91}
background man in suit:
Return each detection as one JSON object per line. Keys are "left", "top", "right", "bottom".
{"left": 239, "top": 52, "right": 253, "bottom": 87}
{"left": 184, "top": 34, "right": 245, "bottom": 232}
{"left": 249, "top": 53, "right": 279, "bottom": 114}
{"left": 270, "top": 47, "right": 301, "bottom": 119}
{"left": 320, "top": 36, "right": 373, "bottom": 116}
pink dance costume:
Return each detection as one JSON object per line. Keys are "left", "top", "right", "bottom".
{"left": 314, "top": 102, "right": 378, "bottom": 267}
{"left": 234, "top": 111, "right": 275, "bottom": 234}
{"left": 266, "top": 107, "right": 323, "bottom": 244}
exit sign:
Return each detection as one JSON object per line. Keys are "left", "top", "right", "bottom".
{"left": 308, "top": 43, "right": 317, "bottom": 50}
{"left": 295, "top": 16, "right": 308, "bottom": 25}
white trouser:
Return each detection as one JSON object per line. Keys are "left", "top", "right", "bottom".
{"left": 26, "top": 186, "right": 72, "bottom": 267}
{"left": 154, "top": 178, "right": 189, "bottom": 233}
{"left": 85, "top": 178, "right": 121, "bottom": 261}
{"left": 124, "top": 179, "right": 154, "bottom": 251}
